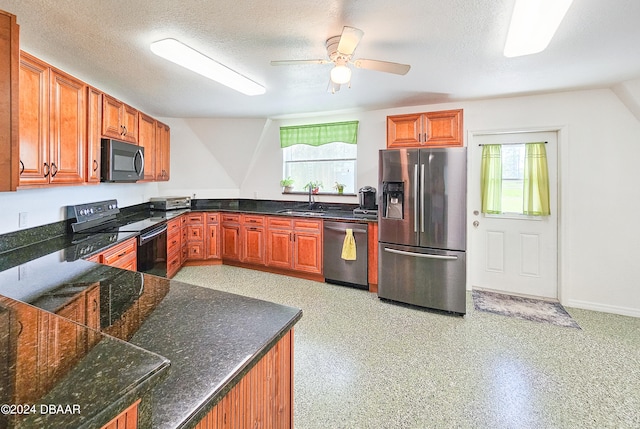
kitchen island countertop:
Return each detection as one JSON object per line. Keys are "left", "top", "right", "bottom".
{"left": 0, "top": 234, "right": 302, "bottom": 428}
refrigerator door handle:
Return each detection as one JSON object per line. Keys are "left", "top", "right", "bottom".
{"left": 420, "top": 163, "right": 425, "bottom": 233}
{"left": 414, "top": 164, "right": 419, "bottom": 232}
{"left": 383, "top": 247, "right": 459, "bottom": 261}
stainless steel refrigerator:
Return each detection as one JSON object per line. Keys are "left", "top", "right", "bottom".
{"left": 377, "top": 147, "right": 467, "bottom": 314}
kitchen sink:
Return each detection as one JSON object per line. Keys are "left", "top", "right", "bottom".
{"left": 276, "top": 210, "right": 326, "bottom": 217}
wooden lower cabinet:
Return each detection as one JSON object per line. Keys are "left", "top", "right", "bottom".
{"left": 367, "top": 222, "right": 379, "bottom": 292}
{"left": 266, "top": 218, "right": 322, "bottom": 275}
{"left": 100, "top": 399, "right": 140, "bottom": 429}
{"left": 206, "top": 213, "right": 221, "bottom": 260}
{"left": 167, "top": 217, "right": 182, "bottom": 278}
{"left": 99, "top": 237, "right": 137, "bottom": 271}
{"left": 241, "top": 215, "right": 265, "bottom": 265}
{"left": 194, "top": 330, "right": 294, "bottom": 429}
{"left": 186, "top": 213, "right": 205, "bottom": 260}
{"left": 221, "top": 214, "right": 241, "bottom": 261}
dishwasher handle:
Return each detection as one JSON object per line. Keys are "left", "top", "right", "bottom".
{"left": 324, "top": 225, "right": 367, "bottom": 234}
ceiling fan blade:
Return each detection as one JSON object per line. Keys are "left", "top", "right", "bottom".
{"left": 327, "top": 79, "right": 341, "bottom": 94}
{"left": 337, "top": 26, "right": 364, "bottom": 56}
{"left": 352, "top": 59, "right": 411, "bottom": 75}
{"left": 270, "top": 59, "right": 330, "bottom": 66}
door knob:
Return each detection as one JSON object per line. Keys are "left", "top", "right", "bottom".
{"left": 473, "top": 221, "right": 479, "bottom": 227}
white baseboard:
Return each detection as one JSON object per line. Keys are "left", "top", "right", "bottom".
{"left": 565, "top": 299, "right": 640, "bottom": 318}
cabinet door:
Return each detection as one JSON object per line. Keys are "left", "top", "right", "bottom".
{"left": 221, "top": 224, "right": 241, "bottom": 261}
{"left": 86, "top": 86, "right": 102, "bottom": 183}
{"left": 387, "top": 114, "right": 422, "bottom": 148}
{"left": 206, "top": 223, "right": 220, "bottom": 259}
{"left": 137, "top": 112, "right": 156, "bottom": 181}
{"left": 242, "top": 226, "right": 265, "bottom": 265}
{"left": 424, "top": 109, "right": 463, "bottom": 147}
{"left": 155, "top": 121, "right": 170, "bottom": 181}
{"left": 120, "top": 104, "right": 138, "bottom": 144}
{"left": 293, "top": 231, "right": 323, "bottom": 274}
{"left": 101, "top": 94, "right": 122, "bottom": 139}
{"left": 49, "top": 69, "right": 86, "bottom": 184}
{"left": 18, "top": 52, "right": 49, "bottom": 186}
{"left": 0, "top": 11, "right": 19, "bottom": 192}
{"left": 266, "top": 228, "right": 293, "bottom": 270}
{"left": 85, "top": 284, "right": 101, "bottom": 348}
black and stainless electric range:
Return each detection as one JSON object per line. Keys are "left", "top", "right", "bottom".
{"left": 67, "top": 199, "right": 169, "bottom": 277}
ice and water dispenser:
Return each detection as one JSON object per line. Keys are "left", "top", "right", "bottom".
{"left": 382, "top": 182, "right": 404, "bottom": 219}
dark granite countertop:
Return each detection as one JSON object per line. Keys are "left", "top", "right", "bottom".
{"left": 0, "top": 220, "right": 302, "bottom": 428}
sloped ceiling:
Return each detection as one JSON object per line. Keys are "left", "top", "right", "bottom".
{"left": 2, "top": 0, "right": 640, "bottom": 118}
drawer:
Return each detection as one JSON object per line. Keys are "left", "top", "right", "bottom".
{"left": 293, "top": 219, "right": 322, "bottom": 231}
{"left": 102, "top": 238, "right": 136, "bottom": 266}
{"left": 167, "top": 218, "right": 182, "bottom": 235}
{"left": 221, "top": 213, "right": 241, "bottom": 223}
{"left": 242, "top": 214, "right": 264, "bottom": 226}
{"left": 188, "top": 243, "right": 204, "bottom": 259}
{"left": 186, "top": 213, "right": 204, "bottom": 224}
{"left": 268, "top": 217, "right": 293, "bottom": 229}
{"left": 167, "top": 251, "right": 181, "bottom": 277}
{"left": 167, "top": 234, "right": 181, "bottom": 253}
{"left": 207, "top": 213, "right": 219, "bottom": 224}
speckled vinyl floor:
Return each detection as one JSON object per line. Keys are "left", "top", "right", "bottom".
{"left": 173, "top": 266, "right": 640, "bottom": 429}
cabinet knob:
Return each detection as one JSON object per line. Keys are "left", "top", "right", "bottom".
{"left": 19, "top": 160, "right": 24, "bottom": 175}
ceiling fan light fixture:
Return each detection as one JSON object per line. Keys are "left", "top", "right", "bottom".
{"left": 503, "top": 0, "right": 574, "bottom": 57}
{"left": 330, "top": 65, "right": 352, "bottom": 85}
{"left": 150, "top": 38, "right": 266, "bottom": 96}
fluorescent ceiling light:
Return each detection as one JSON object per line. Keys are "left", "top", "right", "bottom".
{"left": 150, "top": 38, "right": 265, "bottom": 96}
{"left": 503, "top": 0, "right": 574, "bottom": 58}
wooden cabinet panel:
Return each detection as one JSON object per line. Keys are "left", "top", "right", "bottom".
{"left": 49, "top": 69, "right": 86, "bottom": 184}
{"left": 86, "top": 86, "right": 102, "bottom": 183}
{"left": 265, "top": 217, "right": 322, "bottom": 274}
{"left": 242, "top": 225, "right": 265, "bottom": 265}
{"left": 101, "top": 237, "right": 137, "bottom": 271}
{"left": 206, "top": 219, "right": 221, "bottom": 260}
{"left": 186, "top": 213, "right": 205, "bottom": 261}
{"left": 19, "top": 52, "right": 87, "bottom": 187}
{"left": 155, "top": 121, "right": 170, "bottom": 181}
{"left": 18, "top": 52, "right": 49, "bottom": 186}
{"left": 266, "top": 229, "right": 293, "bottom": 270}
{"left": 425, "top": 109, "right": 462, "bottom": 146}
{"left": 137, "top": 112, "right": 156, "bottom": 181}
{"left": 387, "top": 109, "right": 463, "bottom": 148}
{"left": 0, "top": 10, "right": 19, "bottom": 192}
{"left": 102, "top": 94, "right": 137, "bottom": 143}
{"left": 194, "top": 330, "right": 294, "bottom": 429}
{"left": 292, "top": 231, "right": 322, "bottom": 274}
{"left": 367, "top": 222, "right": 378, "bottom": 292}
{"left": 386, "top": 113, "right": 422, "bottom": 147}
{"left": 221, "top": 223, "right": 241, "bottom": 261}
{"left": 100, "top": 399, "right": 140, "bottom": 429}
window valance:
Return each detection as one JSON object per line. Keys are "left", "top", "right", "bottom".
{"left": 279, "top": 121, "right": 359, "bottom": 148}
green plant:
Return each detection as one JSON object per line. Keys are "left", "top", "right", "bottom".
{"left": 334, "top": 182, "right": 345, "bottom": 194}
{"left": 304, "top": 181, "right": 323, "bottom": 193}
{"left": 280, "top": 177, "right": 295, "bottom": 187}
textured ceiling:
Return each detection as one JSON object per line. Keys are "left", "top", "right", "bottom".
{"left": 2, "top": 0, "right": 640, "bottom": 118}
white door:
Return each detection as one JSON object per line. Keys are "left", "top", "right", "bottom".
{"left": 469, "top": 131, "right": 558, "bottom": 299}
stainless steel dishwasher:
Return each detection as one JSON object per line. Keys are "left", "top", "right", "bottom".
{"left": 323, "top": 221, "right": 368, "bottom": 288}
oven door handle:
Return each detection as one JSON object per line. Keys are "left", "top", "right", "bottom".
{"left": 139, "top": 223, "right": 168, "bottom": 246}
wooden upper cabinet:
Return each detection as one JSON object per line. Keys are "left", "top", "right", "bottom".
{"left": 86, "top": 86, "right": 102, "bottom": 183}
{"left": 155, "top": 121, "right": 170, "bottom": 181}
{"left": 18, "top": 52, "right": 49, "bottom": 186}
{"left": 387, "top": 109, "right": 463, "bottom": 148}
{"left": 0, "top": 10, "right": 19, "bottom": 192}
{"left": 102, "top": 94, "right": 138, "bottom": 143}
{"left": 49, "top": 68, "right": 86, "bottom": 184}
{"left": 137, "top": 112, "right": 156, "bottom": 181}
{"left": 18, "top": 52, "right": 86, "bottom": 187}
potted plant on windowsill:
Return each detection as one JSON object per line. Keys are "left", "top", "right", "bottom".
{"left": 280, "top": 177, "right": 295, "bottom": 193}
{"left": 334, "top": 182, "right": 346, "bottom": 195}
{"left": 304, "top": 181, "right": 323, "bottom": 194}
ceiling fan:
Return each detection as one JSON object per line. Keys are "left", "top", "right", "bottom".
{"left": 270, "top": 26, "right": 411, "bottom": 93}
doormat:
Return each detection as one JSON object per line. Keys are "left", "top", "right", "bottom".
{"left": 472, "top": 289, "right": 580, "bottom": 329}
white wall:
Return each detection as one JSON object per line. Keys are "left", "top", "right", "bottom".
{"left": 0, "top": 182, "right": 158, "bottom": 234}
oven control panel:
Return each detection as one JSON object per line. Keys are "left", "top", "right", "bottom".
{"left": 69, "top": 200, "right": 121, "bottom": 233}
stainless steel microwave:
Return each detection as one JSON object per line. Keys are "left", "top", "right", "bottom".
{"left": 101, "top": 139, "right": 144, "bottom": 182}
